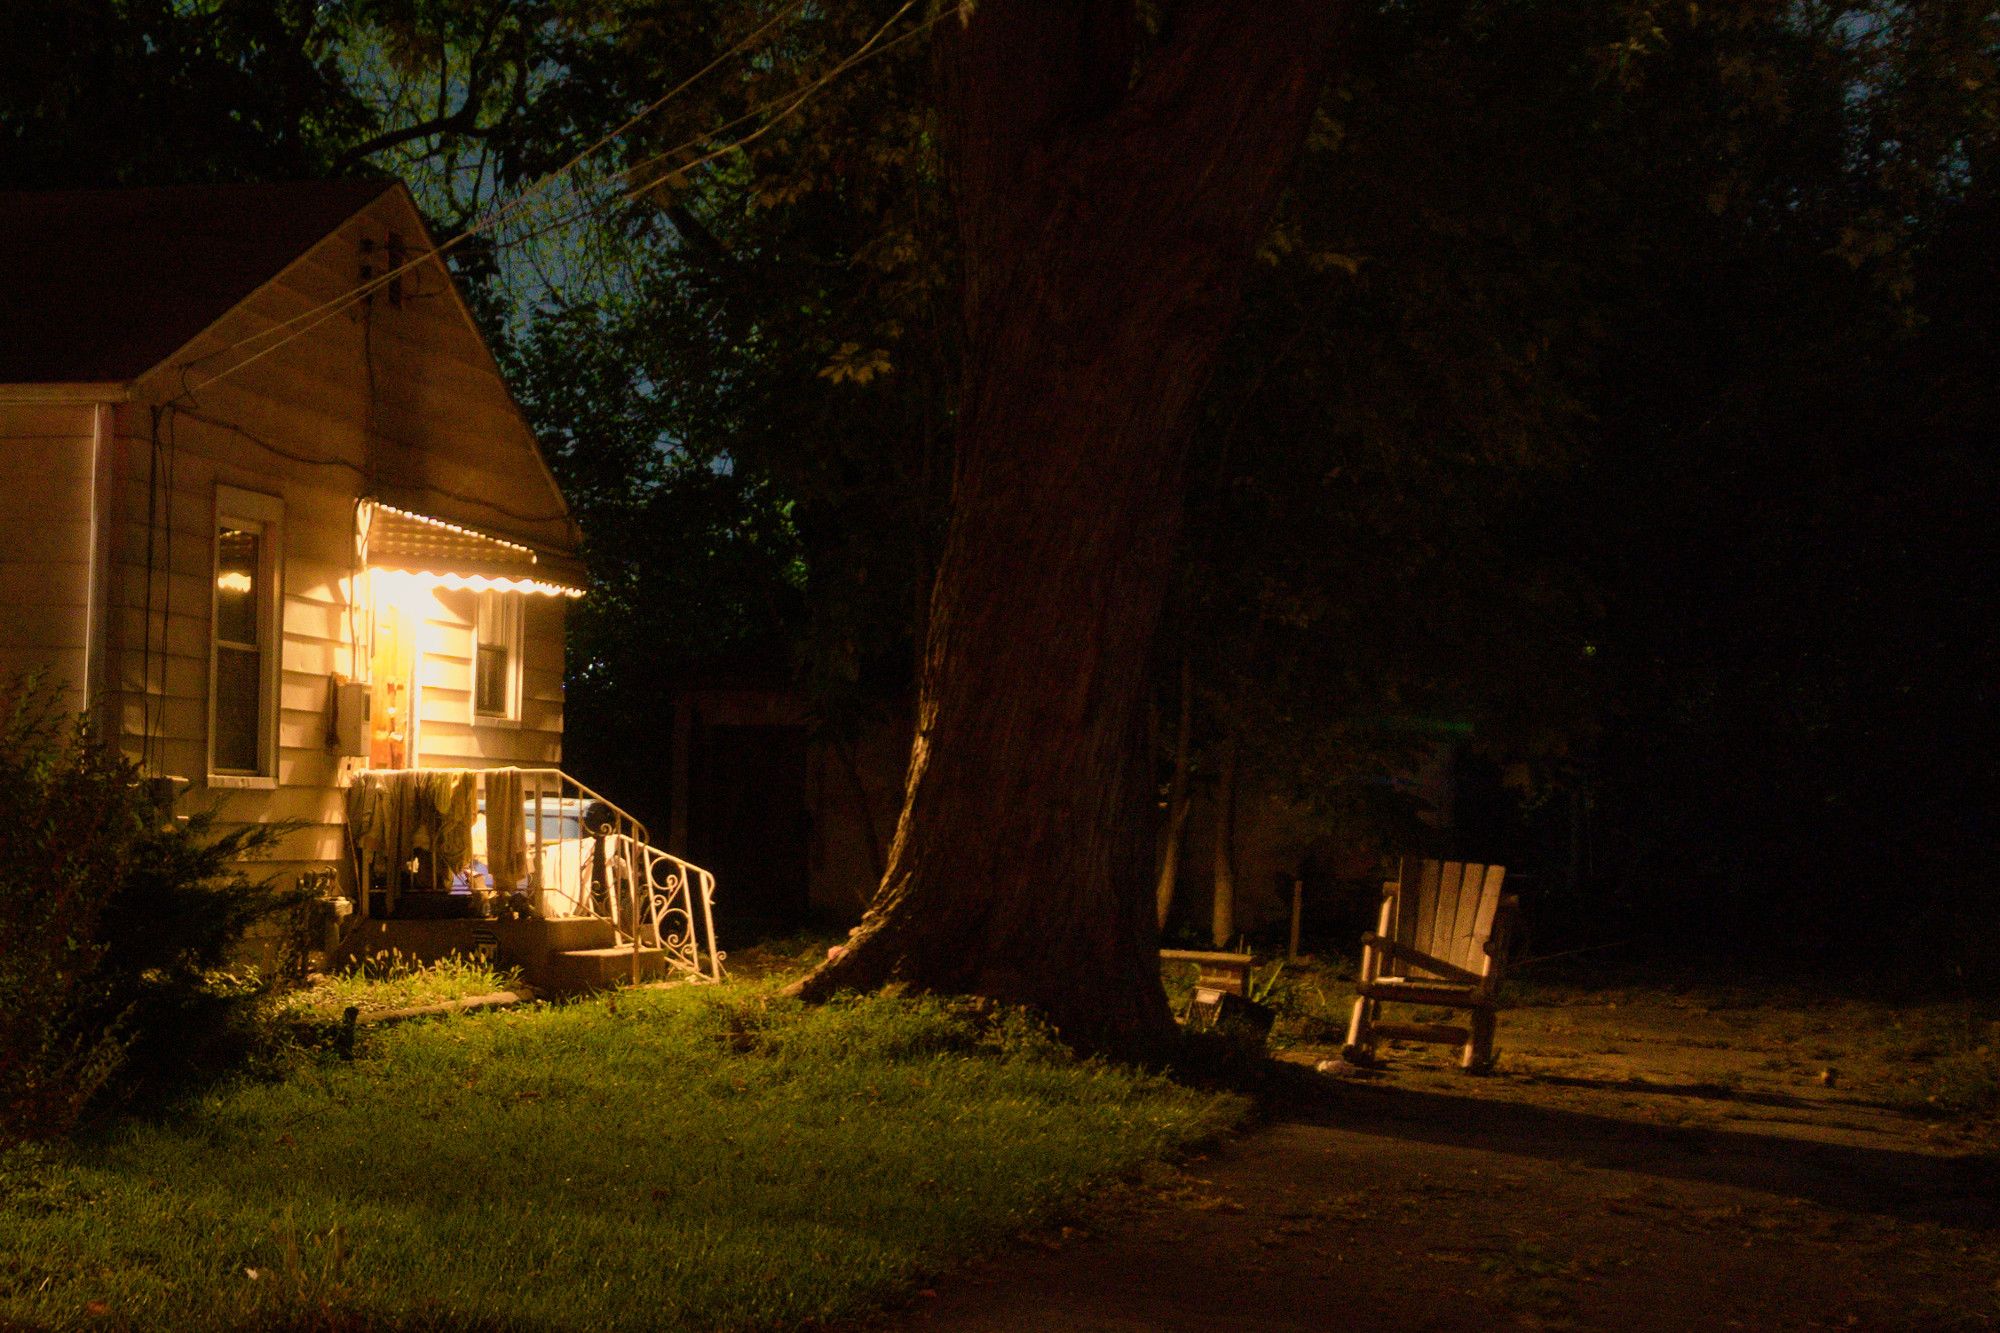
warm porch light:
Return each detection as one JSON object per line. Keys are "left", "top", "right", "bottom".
{"left": 377, "top": 569, "right": 586, "bottom": 599}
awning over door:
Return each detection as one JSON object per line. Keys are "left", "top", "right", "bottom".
{"left": 362, "top": 500, "right": 586, "bottom": 597}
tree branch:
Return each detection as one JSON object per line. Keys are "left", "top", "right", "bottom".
{"left": 336, "top": 7, "right": 526, "bottom": 173}
{"left": 334, "top": 101, "right": 494, "bottom": 171}
{"left": 665, "top": 202, "right": 732, "bottom": 266}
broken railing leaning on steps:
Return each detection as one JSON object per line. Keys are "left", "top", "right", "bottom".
{"left": 346, "top": 765, "right": 724, "bottom": 982}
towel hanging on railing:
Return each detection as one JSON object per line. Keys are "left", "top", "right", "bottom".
{"left": 346, "top": 770, "right": 477, "bottom": 893}
{"left": 432, "top": 771, "right": 477, "bottom": 875}
{"left": 484, "top": 769, "right": 530, "bottom": 895}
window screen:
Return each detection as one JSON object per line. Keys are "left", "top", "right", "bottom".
{"left": 475, "top": 590, "right": 513, "bottom": 718}
{"left": 213, "top": 524, "right": 263, "bottom": 773}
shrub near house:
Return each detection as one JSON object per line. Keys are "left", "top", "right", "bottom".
{"left": 0, "top": 682, "right": 294, "bottom": 1142}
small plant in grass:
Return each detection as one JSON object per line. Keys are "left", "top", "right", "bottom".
{"left": 266, "top": 1206, "right": 353, "bottom": 1326}
{"left": 0, "top": 678, "right": 299, "bottom": 1143}
{"left": 1248, "top": 960, "right": 1287, "bottom": 1005}
{"left": 1248, "top": 954, "right": 1353, "bottom": 1047}
{"left": 276, "top": 950, "right": 524, "bottom": 1021}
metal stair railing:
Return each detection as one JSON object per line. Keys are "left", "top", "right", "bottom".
{"left": 350, "top": 765, "right": 724, "bottom": 983}
{"left": 600, "top": 834, "right": 725, "bottom": 983}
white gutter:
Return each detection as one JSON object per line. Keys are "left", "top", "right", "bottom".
{"left": 83, "top": 402, "right": 112, "bottom": 711}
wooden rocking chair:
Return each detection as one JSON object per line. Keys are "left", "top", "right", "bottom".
{"left": 1343, "top": 858, "right": 1517, "bottom": 1071}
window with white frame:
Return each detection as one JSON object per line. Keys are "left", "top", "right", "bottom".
{"left": 473, "top": 588, "right": 522, "bottom": 721}
{"left": 210, "top": 487, "right": 282, "bottom": 781}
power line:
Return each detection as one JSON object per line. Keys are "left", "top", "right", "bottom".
{"left": 180, "top": 0, "right": 811, "bottom": 384}
{"left": 178, "top": 2, "right": 935, "bottom": 399}
{"left": 500, "top": 2, "right": 944, "bottom": 249}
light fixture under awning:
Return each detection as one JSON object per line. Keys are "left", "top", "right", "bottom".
{"left": 362, "top": 500, "right": 586, "bottom": 596}
{"left": 371, "top": 568, "right": 585, "bottom": 599}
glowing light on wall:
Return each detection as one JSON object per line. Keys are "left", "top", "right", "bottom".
{"left": 216, "top": 571, "right": 253, "bottom": 594}
{"left": 367, "top": 567, "right": 584, "bottom": 600}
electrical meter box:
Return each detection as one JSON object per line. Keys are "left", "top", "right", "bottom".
{"left": 328, "top": 677, "right": 369, "bottom": 757}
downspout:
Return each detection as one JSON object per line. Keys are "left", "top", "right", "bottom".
{"left": 82, "top": 402, "right": 111, "bottom": 718}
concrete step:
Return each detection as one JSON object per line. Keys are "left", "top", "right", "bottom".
{"left": 542, "top": 945, "right": 667, "bottom": 995}
{"left": 504, "top": 915, "right": 618, "bottom": 956}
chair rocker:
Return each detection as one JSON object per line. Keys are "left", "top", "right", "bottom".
{"left": 1342, "top": 858, "right": 1517, "bottom": 1072}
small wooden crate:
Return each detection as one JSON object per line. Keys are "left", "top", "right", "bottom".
{"left": 1159, "top": 949, "right": 1256, "bottom": 998}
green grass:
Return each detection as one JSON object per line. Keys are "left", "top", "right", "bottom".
{"left": 0, "top": 984, "right": 1243, "bottom": 1331}
{"left": 273, "top": 951, "right": 525, "bottom": 1021}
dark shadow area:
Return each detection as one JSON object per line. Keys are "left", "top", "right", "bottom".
{"left": 1516, "top": 1071, "right": 1921, "bottom": 1118}
{"left": 1519, "top": 1072, "right": 1814, "bottom": 1110}
{"left": 1270, "top": 1066, "right": 2000, "bottom": 1230}
{"left": 687, "top": 722, "right": 812, "bottom": 939}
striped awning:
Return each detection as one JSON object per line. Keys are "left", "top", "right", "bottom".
{"left": 363, "top": 501, "right": 586, "bottom": 595}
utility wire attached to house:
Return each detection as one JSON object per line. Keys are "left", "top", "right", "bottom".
{"left": 174, "top": 0, "right": 936, "bottom": 402}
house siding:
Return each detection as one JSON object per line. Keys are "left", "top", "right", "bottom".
{"left": 0, "top": 403, "right": 100, "bottom": 714}
{"left": 84, "top": 187, "right": 575, "bottom": 890}
{"left": 99, "top": 412, "right": 364, "bottom": 869}
{"left": 414, "top": 588, "right": 564, "bottom": 769}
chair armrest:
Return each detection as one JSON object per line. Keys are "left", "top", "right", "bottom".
{"left": 1362, "top": 935, "right": 1485, "bottom": 986}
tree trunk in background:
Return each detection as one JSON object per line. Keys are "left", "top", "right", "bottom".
{"left": 1210, "top": 730, "right": 1239, "bottom": 948}
{"left": 829, "top": 735, "right": 886, "bottom": 906}
{"left": 791, "top": 0, "right": 1339, "bottom": 1055}
{"left": 1156, "top": 655, "right": 1193, "bottom": 929}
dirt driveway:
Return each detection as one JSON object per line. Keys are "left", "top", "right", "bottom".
{"left": 884, "top": 983, "right": 2000, "bottom": 1331}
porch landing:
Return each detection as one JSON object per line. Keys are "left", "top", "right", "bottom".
{"left": 334, "top": 917, "right": 668, "bottom": 996}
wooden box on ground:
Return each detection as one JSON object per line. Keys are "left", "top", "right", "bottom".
{"left": 1159, "top": 949, "right": 1256, "bottom": 997}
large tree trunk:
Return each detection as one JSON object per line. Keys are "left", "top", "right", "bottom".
{"left": 791, "top": 0, "right": 1339, "bottom": 1054}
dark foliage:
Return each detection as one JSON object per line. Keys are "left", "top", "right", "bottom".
{"left": 0, "top": 0, "right": 370, "bottom": 189}
{"left": 1563, "top": 184, "right": 2000, "bottom": 984}
{"left": 502, "top": 297, "right": 813, "bottom": 831}
{"left": 0, "top": 682, "right": 299, "bottom": 1142}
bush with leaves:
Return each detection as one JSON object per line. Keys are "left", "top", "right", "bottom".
{"left": 0, "top": 680, "right": 297, "bottom": 1141}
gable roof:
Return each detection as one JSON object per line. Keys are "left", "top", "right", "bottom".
{"left": 0, "top": 179, "right": 396, "bottom": 385}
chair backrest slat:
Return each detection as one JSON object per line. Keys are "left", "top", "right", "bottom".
{"left": 1390, "top": 857, "right": 1510, "bottom": 974}
{"left": 1410, "top": 859, "right": 1444, "bottom": 974}
{"left": 1392, "top": 858, "right": 1438, "bottom": 978}
{"left": 1466, "top": 864, "right": 1506, "bottom": 969}
{"left": 1431, "top": 861, "right": 1474, "bottom": 967}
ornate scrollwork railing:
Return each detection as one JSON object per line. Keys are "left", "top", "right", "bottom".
{"left": 600, "top": 836, "right": 725, "bottom": 983}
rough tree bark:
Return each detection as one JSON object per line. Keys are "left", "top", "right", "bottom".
{"left": 1155, "top": 655, "right": 1193, "bottom": 930}
{"left": 790, "top": 0, "right": 1340, "bottom": 1054}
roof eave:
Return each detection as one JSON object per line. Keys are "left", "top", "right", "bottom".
{"left": 127, "top": 178, "right": 398, "bottom": 395}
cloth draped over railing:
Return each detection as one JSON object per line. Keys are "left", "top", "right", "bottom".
{"left": 345, "top": 769, "right": 478, "bottom": 913}
{"left": 483, "top": 768, "right": 529, "bottom": 894}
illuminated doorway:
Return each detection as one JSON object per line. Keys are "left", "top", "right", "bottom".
{"left": 367, "top": 568, "right": 424, "bottom": 768}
